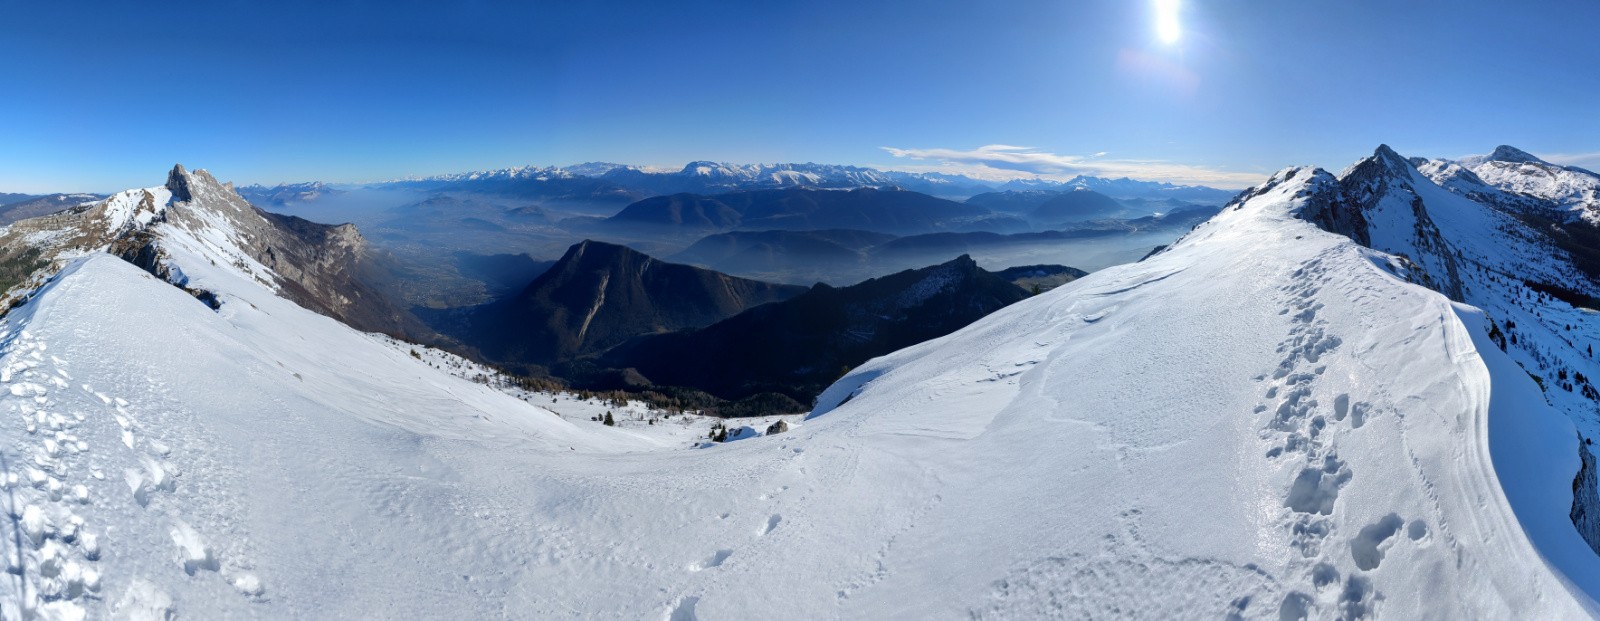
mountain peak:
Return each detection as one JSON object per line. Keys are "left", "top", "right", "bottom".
{"left": 448, "top": 239, "right": 805, "bottom": 367}
{"left": 681, "top": 161, "right": 735, "bottom": 176}
{"left": 1488, "top": 145, "right": 1547, "bottom": 165}
{"left": 164, "top": 164, "right": 238, "bottom": 205}
{"left": 568, "top": 239, "right": 641, "bottom": 262}
{"left": 1372, "top": 144, "right": 1408, "bottom": 167}
{"left": 166, "top": 164, "right": 194, "bottom": 202}
{"left": 1341, "top": 144, "right": 1419, "bottom": 184}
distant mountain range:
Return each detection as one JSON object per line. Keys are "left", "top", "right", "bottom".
{"left": 237, "top": 181, "right": 344, "bottom": 206}
{"left": 0, "top": 193, "right": 105, "bottom": 225}
{"left": 663, "top": 205, "right": 1215, "bottom": 284}
{"left": 224, "top": 162, "right": 1241, "bottom": 208}
{"left": 392, "top": 161, "right": 999, "bottom": 201}
{"left": 601, "top": 187, "right": 1017, "bottom": 235}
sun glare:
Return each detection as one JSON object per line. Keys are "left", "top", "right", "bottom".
{"left": 1154, "top": 0, "right": 1181, "bottom": 45}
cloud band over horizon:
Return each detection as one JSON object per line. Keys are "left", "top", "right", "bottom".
{"left": 880, "top": 144, "right": 1269, "bottom": 188}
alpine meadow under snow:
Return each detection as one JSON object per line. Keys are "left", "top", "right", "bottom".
{"left": 2, "top": 145, "right": 1600, "bottom": 619}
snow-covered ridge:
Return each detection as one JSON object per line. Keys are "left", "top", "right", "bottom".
{"left": 0, "top": 164, "right": 424, "bottom": 338}
{"left": 0, "top": 166, "right": 284, "bottom": 305}
{"left": 5, "top": 148, "right": 1600, "bottom": 618}
{"left": 0, "top": 252, "right": 664, "bottom": 618}
{"left": 1318, "top": 147, "right": 1600, "bottom": 455}
{"left": 815, "top": 158, "right": 1600, "bottom": 617}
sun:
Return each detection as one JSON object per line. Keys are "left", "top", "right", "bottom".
{"left": 1154, "top": 0, "right": 1182, "bottom": 45}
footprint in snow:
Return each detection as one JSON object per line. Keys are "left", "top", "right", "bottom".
{"left": 759, "top": 514, "right": 782, "bottom": 536}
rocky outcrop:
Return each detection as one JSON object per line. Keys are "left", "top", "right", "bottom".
{"left": 166, "top": 164, "right": 196, "bottom": 202}
{"left": 1573, "top": 436, "right": 1600, "bottom": 555}
{"left": 161, "top": 167, "right": 430, "bottom": 338}
{"left": 1292, "top": 146, "right": 1467, "bottom": 301}
{"left": 0, "top": 165, "right": 431, "bottom": 341}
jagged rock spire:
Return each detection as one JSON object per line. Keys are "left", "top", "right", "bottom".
{"left": 166, "top": 164, "right": 194, "bottom": 202}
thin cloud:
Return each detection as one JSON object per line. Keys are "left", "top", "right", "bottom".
{"left": 1545, "top": 151, "right": 1600, "bottom": 170}
{"left": 880, "top": 144, "right": 1266, "bottom": 188}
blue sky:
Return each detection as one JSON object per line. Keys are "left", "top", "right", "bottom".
{"left": 1, "top": 0, "right": 1596, "bottom": 192}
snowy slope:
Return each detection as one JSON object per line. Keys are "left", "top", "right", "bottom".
{"left": 814, "top": 166, "right": 1600, "bottom": 618}
{"left": 5, "top": 156, "right": 1600, "bottom": 619}
{"left": 0, "top": 253, "right": 666, "bottom": 620}
{"left": 1452, "top": 145, "right": 1600, "bottom": 224}
{"left": 1336, "top": 148, "right": 1600, "bottom": 450}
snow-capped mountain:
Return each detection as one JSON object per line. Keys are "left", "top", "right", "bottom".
{"left": 1062, "top": 174, "right": 1241, "bottom": 203}
{"left": 1337, "top": 146, "right": 1600, "bottom": 459}
{"left": 559, "top": 161, "right": 638, "bottom": 178}
{"left": 236, "top": 181, "right": 344, "bottom": 206}
{"left": 603, "top": 161, "right": 998, "bottom": 197}
{"left": 383, "top": 161, "right": 1136, "bottom": 201}
{"left": 1422, "top": 145, "right": 1600, "bottom": 224}
{"left": 6, "top": 147, "right": 1600, "bottom": 618}
{"left": 672, "top": 161, "right": 899, "bottom": 189}
{"left": 991, "top": 175, "right": 1237, "bottom": 204}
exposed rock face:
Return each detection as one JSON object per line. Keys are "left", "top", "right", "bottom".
{"left": 1285, "top": 146, "right": 1467, "bottom": 300}
{"left": 166, "top": 163, "right": 196, "bottom": 202}
{"left": 1573, "top": 437, "right": 1600, "bottom": 555}
{"left": 150, "top": 167, "right": 426, "bottom": 337}
{"left": 1283, "top": 168, "right": 1367, "bottom": 247}
{"left": 766, "top": 420, "right": 790, "bottom": 435}
{"left": 0, "top": 165, "right": 429, "bottom": 340}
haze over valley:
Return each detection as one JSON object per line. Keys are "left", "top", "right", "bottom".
{"left": 3, "top": 1, "right": 1599, "bottom": 619}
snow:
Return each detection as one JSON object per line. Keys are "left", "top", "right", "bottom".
{"left": 371, "top": 334, "right": 800, "bottom": 449}
{"left": 2, "top": 159, "right": 1600, "bottom": 618}
{"left": 810, "top": 166, "right": 1600, "bottom": 617}
{"left": 1451, "top": 147, "right": 1600, "bottom": 224}
{"left": 93, "top": 187, "right": 171, "bottom": 236}
{"left": 1367, "top": 155, "right": 1600, "bottom": 439}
